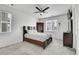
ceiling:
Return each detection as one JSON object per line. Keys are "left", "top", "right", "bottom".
{"left": 4, "top": 4, "right": 72, "bottom": 18}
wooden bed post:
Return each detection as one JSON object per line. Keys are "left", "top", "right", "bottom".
{"left": 43, "top": 37, "right": 52, "bottom": 49}
{"left": 23, "top": 26, "right": 25, "bottom": 41}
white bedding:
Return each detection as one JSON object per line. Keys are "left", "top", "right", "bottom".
{"left": 24, "top": 32, "right": 51, "bottom": 42}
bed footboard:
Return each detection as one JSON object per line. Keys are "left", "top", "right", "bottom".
{"left": 43, "top": 37, "right": 52, "bottom": 49}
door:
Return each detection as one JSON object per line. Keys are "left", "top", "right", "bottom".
{"left": 37, "top": 22, "right": 44, "bottom": 32}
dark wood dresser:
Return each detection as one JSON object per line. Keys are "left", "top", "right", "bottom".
{"left": 63, "top": 33, "right": 73, "bottom": 48}
{"left": 63, "top": 20, "right": 73, "bottom": 48}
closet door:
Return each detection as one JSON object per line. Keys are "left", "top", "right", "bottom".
{"left": 37, "top": 22, "right": 44, "bottom": 32}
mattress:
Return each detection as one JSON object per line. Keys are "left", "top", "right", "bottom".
{"left": 24, "top": 32, "right": 51, "bottom": 42}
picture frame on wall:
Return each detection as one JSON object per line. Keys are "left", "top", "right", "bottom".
{"left": 33, "top": 27, "right": 35, "bottom": 30}
{"left": 27, "top": 26, "right": 35, "bottom": 30}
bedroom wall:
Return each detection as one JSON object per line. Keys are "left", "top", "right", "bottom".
{"left": 37, "top": 5, "right": 77, "bottom": 49}
{"left": 38, "top": 14, "right": 69, "bottom": 40}
{"left": 76, "top": 5, "right": 79, "bottom": 54}
{"left": 0, "top": 5, "right": 37, "bottom": 47}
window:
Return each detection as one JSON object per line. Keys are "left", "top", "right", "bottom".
{"left": 46, "top": 20, "right": 58, "bottom": 31}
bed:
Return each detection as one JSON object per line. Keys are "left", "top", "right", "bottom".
{"left": 23, "top": 26, "right": 52, "bottom": 49}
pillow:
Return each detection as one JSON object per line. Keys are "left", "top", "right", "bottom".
{"left": 28, "top": 30, "right": 33, "bottom": 34}
{"left": 33, "top": 30, "right": 37, "bottom": 33}
{"left": 28, "top": 30, "right": 37, "bottom": 34}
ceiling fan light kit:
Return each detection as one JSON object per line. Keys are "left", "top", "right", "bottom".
{"left": 34, "top": 5, "right": 50, "bottom": 15}
{"left": 40, "top": 13, "right": 43, "bottom": 15}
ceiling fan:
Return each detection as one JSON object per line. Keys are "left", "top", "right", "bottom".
{"left": 34, "top": 6, "right": 50, "bottom": 15}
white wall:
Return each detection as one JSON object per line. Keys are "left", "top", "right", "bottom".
{"left": 0, "top": 5, "right": 37, "bottom": 47}
{"left": 72, "top": 5, "right": 79, "bottom": 54}
{"left": 38, "top": 14, "right": 69, "bottom": 40}
{"left": 76, "top": 5, "right": 79, "bottom": 54}
{"left": 71, "top": 5, "right": 77, "bottom": 50}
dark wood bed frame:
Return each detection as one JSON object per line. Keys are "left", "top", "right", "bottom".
{"left": 23, "top": 26, "right": 52, "bottom": 49}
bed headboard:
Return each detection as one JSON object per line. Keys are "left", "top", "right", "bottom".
{"left": 23, "top": 26, "right": 27, "bottom": 34}
{"left": 23, "top": 26, "right": 27, "bottom": 41}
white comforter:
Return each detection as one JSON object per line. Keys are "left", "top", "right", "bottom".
{"left": 25, "top": 32, "right": 51, "bottom": 42}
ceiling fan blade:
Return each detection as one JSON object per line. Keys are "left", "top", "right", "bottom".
{"left": 42, "top": 7, "right": 50, "bottom": 12}
{"left": 35, "top": 7, "right": 41, "bottom": 11}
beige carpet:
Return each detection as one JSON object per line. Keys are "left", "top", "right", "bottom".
{"left": 0, "top": 39, "right": 75, "bottom": 55}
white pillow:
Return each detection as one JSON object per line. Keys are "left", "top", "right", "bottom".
{"left": 33, "top": 30, "right": 37, "bottom": 33}
{"left": 28, "top": 30, "right": 37, "bottom": 34}
{"left": 28, "top": 30, "right": 33, "bottom": 33}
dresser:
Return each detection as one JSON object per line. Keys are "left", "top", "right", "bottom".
{"left": 63, "top": 33, "right": 73, "bottom": 48}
